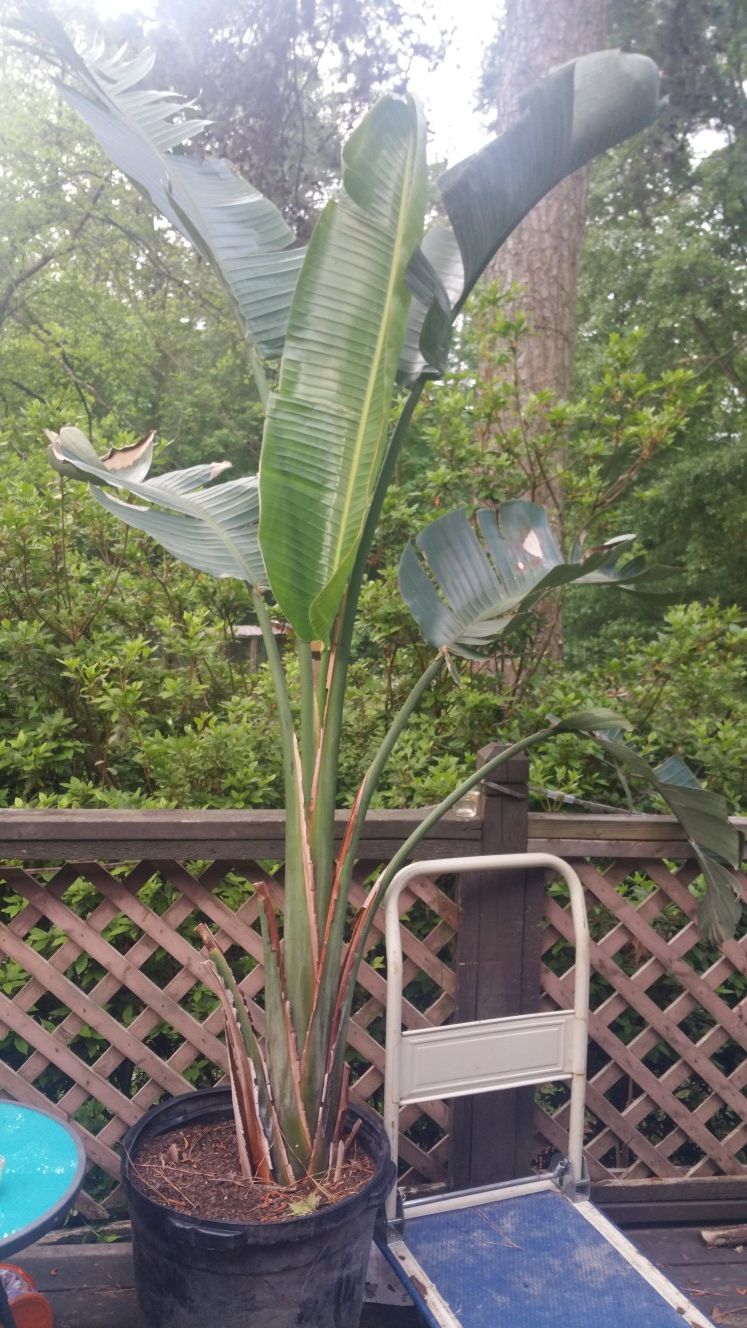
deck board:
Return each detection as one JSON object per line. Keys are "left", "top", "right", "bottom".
{"left": 631, "top": 1227, "right": 747, "bottom": 1328}
{"left": 10, "top": 1224, "right": 747, "bottom": 1326}
{"left": 13, "top": 1240, "right": 419, "bottom": 1327}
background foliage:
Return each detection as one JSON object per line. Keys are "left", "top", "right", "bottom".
{"left": 0, "top": 0, "right": 744, "bottom": 815}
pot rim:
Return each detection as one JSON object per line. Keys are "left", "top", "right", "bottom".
{"left": 121, "top": 1086, "right": 393, "bottom": 1238}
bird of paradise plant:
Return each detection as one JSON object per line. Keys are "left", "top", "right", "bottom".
{"left": 22, "top": 9, "right": 743, "bottom": 1187}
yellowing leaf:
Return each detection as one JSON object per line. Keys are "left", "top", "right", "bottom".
{"left": 288, "top": 1193, "right": 320, "bottom": 1216}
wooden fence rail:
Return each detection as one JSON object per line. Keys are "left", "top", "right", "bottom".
{"left": 0, "top": 793, "right": 745, "bottom": 1221}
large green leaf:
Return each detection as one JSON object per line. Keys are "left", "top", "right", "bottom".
{"left": 19, "top": 9, "right": 303, "bottom": 359}
{"left": 696, "top": 858, "right": 744, "bottom": 947}
{"left": 552, "top": 709, "right": 632, "bottom": 735}
{"left": 400, "top": 500, "right": 660, "bottom": 659}
{"left": 259, "top": 95, "right": 428, "bottom": 642}
{"left": 440, "top": 50, "right": 660, "bottom": 315}
{"left": 588, "top": 737, "right": 743, "bottom": 942}
{"left": 46, "top": 428, "right": 266, "bottom": 587}
{"left": 399, "top": 50, "right": 660, "bottom": 377}
{"left": 655, "top": 755, "right": 743, "bottom": 867}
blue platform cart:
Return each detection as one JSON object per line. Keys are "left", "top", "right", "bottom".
{"left": 378, "top": 852, "right": 713, "bottom": 1328}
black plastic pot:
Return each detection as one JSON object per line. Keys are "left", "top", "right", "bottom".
{"left": 122, "top": 1087, "right": 395, "bottom": 1328}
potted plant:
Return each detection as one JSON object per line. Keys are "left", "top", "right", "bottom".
{"left": 19, "top": 11, "right": 743, "bottom": 1327}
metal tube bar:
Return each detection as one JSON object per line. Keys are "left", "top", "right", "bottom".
{"left": 383, "top": 853, "right": 590, "bottom": 1218}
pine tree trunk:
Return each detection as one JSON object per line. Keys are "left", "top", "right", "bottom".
{"left": 490, "top": 0, "right": 608, "bottom": 410}
{"left": 485, "top": 0, "right": 608, "bottom": 657}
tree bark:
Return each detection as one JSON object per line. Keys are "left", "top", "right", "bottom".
{"left": 484, "top": 0, "right": 608, "bottom": 657}
{"left": 489, "top": 0, "right": 608, "bottom": 417}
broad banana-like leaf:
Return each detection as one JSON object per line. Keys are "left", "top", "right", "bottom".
{"left": 440, "top": 50, "right": 660, "bottom": 317}
{"left": 400, "top": 500, "right": 660, "bottom": 659}
{"left": 27, "top": 10, "right": 660, "bottom": 383}
{"left": 46, "top": 428, "right": 267, "bottom": 587}
{"left": 259, "top": 95, "right": 428, "bottom": 642}
{"left": 400, "top": 50, "right": 660, "bottom": 380}
{"left": 589, "top": 738, "right": 743, "bottom": 943}
{"left": 19, "top": 9, "right": 303, "bottom": 358}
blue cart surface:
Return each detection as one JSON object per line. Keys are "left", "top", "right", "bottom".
{"left": 379, "top": 1187, "right": 710, "bottom": 1327}
{"left": 379, "top": 854, "right": 713, "bottom": 1328}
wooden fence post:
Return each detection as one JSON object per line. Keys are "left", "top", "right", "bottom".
{"left": 449, "top": 743, "right": 544, "bottom": 1188}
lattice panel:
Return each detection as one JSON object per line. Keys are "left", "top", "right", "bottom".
{"left": 536, "top": 858, "right": 747, "bottom": 1181}
{"left": 3, "top": 838, "right": 747, "bottom": 1210}
{"left": 0, "top": 858, "right": 455, "bottom": 1211}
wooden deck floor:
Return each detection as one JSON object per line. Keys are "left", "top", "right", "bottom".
{"left": 13, "top": 1225, "right": 747, "bottom": 1326}
{"left": 632, "top": 1226, "right": 747, "bottom": 1327}
{"left": 16, "top": 1240, "right": 417, "bottom": 1328}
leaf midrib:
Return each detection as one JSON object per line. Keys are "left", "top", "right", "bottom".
{"left": 324, "top": 124, "right": 419, "bottom": 588}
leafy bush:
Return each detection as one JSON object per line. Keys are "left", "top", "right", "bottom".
{"left": 508, "top": 602, "right": 747, "bottom": 811}
{"left": 0, "top": 433, "right": 258, "bottom": 806}
{"left": 1, "top": 433, "right": 743, "bottom": 814}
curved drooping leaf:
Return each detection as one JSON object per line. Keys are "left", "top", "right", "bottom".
{"left": 259, "top": 95, "right": 428, "bottom": 642}
{"left": 398, "top": 224, "right": 464, "bottom": 384}
{"left": 587, "top": 739, "right": 744, "bottom": 943}
{"left": 19, "top": 8, "right": 303, "bottom": 358}
{"left": 399, "top": 50, "right": 660, "bottom": 374}
{"left": 440, "top": 50, "right": 660, "bottom": 316}
{"left": 399, "top": 500, "right": 660, "bottom": 659}
{"left": 696, "top": 859, "right": 744, "bottom": 948}
{"left": 46, "top": 428, "right": 267, "bottom": 587}
{"left": 91, "top": 481, "right": 265, "bottom": 584}
{"left": 551, "top": 709, "right": 632, "bottom": 736}
{"left": 536, "top": 720, "right": 742, "bottom": 943}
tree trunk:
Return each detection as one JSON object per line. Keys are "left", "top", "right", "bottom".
{"left": 484, "top": 0, "right": 608, "bottom": 657}
{"left": 490, "top": 0, "right": 608, "bottom": 412}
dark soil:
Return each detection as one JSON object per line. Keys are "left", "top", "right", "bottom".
{"left": 131, "top": 1120, "right": 375, "bottom": 1224}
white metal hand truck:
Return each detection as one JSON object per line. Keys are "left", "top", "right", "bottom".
{"left": 377, "top": 853, "right": 713, "bottom": 1328}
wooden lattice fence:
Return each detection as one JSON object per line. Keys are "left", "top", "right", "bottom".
{"left": 0, "top": 802, "right": 745, "bottom": 1219}
{"left": 534, "top": 816, "right": 747, "bottom": 1186}
{"left": 0, "top": 809, "right": 476, "bottom": 1216}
